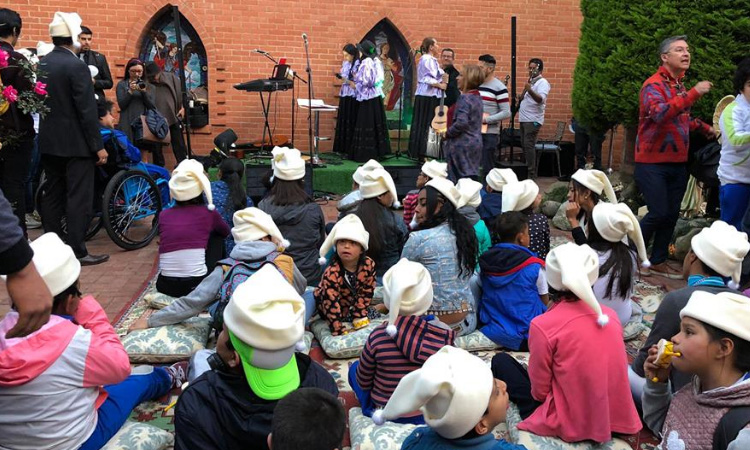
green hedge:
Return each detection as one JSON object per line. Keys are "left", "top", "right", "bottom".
{"left": 572, "top": 0, "right": 750, "bottom": 131}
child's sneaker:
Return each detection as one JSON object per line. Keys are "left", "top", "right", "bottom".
{"left": 166, "top": 361, "right": 189, "bottom": 389}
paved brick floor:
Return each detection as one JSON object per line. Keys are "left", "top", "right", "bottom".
{"left": 0, "top": 176, "right": 683, "bottom": 323}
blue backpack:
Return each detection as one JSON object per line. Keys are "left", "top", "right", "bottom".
{"left": 210, "top": 254, "right": 283, "bottom": 332}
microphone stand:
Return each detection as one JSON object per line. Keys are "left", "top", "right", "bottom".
{"left": 302, "top": 34, "right": 321, "bottom": 165}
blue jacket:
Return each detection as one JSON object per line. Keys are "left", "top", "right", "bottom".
{"left": 478, "top": 244, "right": 546, "bottom": 350}
{"left": 402, "top": 426, "right": 526, "bottom": 450}
{"left": 478, "top": 190, "right": 503, "bottom": 223}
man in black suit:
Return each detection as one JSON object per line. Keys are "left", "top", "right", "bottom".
{"left": 78, "top": 25, "right": 113, "bottom": 101}
{"left": 39, "top": 12, "right": 109, "bottom": 265}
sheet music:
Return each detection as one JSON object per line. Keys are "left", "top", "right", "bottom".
{"left": 297, "top": 99, "right": 338, "bottom": 110}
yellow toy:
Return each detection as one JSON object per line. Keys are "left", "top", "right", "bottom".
{"left": 652, "top": 339, "right": 681, "bottom": 382}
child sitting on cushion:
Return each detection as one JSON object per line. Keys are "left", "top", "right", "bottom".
{"left": 315, "top": 214, "right": 377, "bottom": 336}
{"left": 158, "top": 159, "right": 231, "bottom": 297}
{"left": 130, "top": 207, "right": 307, "bottom": 332}
{"left": 373, "top": 346, "right": 525, "bottom": 450}
{"left": 502, "top": 179, "right": 549, "bottom": 259}
{"left": 0, "top": 233, "right": 186, "bottom": 450}
{"left": 478, "top": 211, "right": 548, "bottom": 351}
{"left": 478, "top": 168, "right": 517, "bottom": 223}
{"left": 456, "top": 178, "right": 492, "bottom": 258}
{"left": 402, "top": 160, "right": 449, "bottom": 228}
{"left": 491, "top": 243, "right": 641, "bottom": 443}
{"left": 589, "top": 202, "right": 651, "bottom": 327}
{"left": 350, "top": 258, "right": 455, "bottom": 422}
{"left": 174, "top": 265, "right": 337, "bottom": 450}
{"left": 642, "top": 291, "right": 750, "bottom": 449}
{"left": 269, "top": 388, "right": 346, "bottom": 450}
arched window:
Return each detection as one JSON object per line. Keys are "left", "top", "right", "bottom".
{"left": 362, "top": 19, "right": 414, "bottom": 131}
{"left": 139, "top": 11, "right": 209, "bottom": 126}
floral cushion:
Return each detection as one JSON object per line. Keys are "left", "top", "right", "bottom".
{"left": 310, "top": 317, "right": 386, "bottom": 359}
{"left": 121, "top": 316, "right": 212, "bottom": 363}
{"left": 454, "top": 330, "right": 502, "bottom": 351}
{"left": 349, "top": 407, "right": 417, "bottom": 450}
{"left": 506, "top": 403, "right": 632, "bottom": 450}
{"left": 143, "top": 290, "right": 177, "bottom": 310}
{"left": 101, "top": 421, "right": 173, "bottom": 450}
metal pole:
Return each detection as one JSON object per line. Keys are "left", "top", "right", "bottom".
{"left": 171, "top": 6, "right": 192, "bottom": 158}
{"left": 509, "top": 16, "right": 517, "bottom": 161}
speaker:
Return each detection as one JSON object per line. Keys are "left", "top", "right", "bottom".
{"left": 245, "top": 162, "right": 313, "bottom": 199}
{"left": 383, "top": 166, "right": 421, "bottom": 198}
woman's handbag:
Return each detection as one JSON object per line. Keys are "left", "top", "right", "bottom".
{"left": 132, "top": 108, "right": 171, "bottom": 144}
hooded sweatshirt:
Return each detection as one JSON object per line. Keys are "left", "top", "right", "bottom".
{"left": 644, "top": 376, "right": 750, "bottom": 450}
{"left": 479, "top": 243, "right": 546, "bottom": 350}
{"left": 148, "top": 240, "right": 306, "bottom": 328}
{"left": 258, "top": 197, "right": 326, "bottom": 285}
{"left": 0, "top": 296, "right": 131, "bottom": 450}
{"left": 355, "top": 315, "right": 456, "bottom": 408}
{"left": 174, "top": 353, "right": 338, "bottom": 450}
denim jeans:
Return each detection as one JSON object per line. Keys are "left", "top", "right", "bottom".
{"left": 634, "top": 163, "right": 688, "bottom": 265}
{"left": 79, "top": 367, "right": 171, "bottom": 450}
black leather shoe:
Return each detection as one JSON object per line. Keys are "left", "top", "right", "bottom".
{"left": 78, "top": 254, "right": 110, "bottom": 266}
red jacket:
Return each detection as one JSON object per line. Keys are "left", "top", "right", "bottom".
{"left": 635, "top": 66, "right": 712, "bottom": 164}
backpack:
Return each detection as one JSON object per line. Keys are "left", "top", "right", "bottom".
{"left": 209, "top": 254, "right": 282, "bottom": 332}
{"left": 688, "top": 141, "right": 721, "bottom": 187}
{"left": 713, "top": 406, "right": 750, "bottom": 450}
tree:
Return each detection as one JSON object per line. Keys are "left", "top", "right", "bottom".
{"left": 572, "top": 0, "right": 750, "bottom": 132}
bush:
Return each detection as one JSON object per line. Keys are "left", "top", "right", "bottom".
{"left": 572, "top": 0, "right": 750, "bottom": 131}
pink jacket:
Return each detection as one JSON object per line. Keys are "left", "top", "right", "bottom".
{"left": 0, "top": 296, "right": 131, "bottom": 450}
{"left": 519, "top": 300, "right": 641, "bottom": 443}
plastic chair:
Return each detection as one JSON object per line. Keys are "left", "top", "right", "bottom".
{"left": 535, "top": 121, "right": 566, "bottom": 177}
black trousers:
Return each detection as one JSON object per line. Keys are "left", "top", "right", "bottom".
{"left": 574, "top": 128, "right": 605, "bottom": 170}
{"left": 41, "top": 154, "right": 95, "bottom": 258}
{"left": 0, "top": 137, "right": 34, "bottom": 236}
{"left": 169, "top": 123, "right": 187, "bottom": 163}
{"left": 481, "top": 134, "right": 499, "bottom": 180}
{"left": 156, "top": 273, "right": 206, "bottom": 297}
{"left": 491, "top": 352, "right": 541, "bottom": 419}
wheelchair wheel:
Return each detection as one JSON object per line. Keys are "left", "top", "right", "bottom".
{"left": 35, "top": 172, "right": 103, "bottom": 241}
{"left": 102, "top": 169, "right": 162, "bottom": 250}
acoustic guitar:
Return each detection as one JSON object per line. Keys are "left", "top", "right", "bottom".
{"left": 431, "top": 94, "right": 448, "bottom": 133}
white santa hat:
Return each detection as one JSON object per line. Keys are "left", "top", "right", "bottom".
{"left": 571, "top": 169, "right": 617, "bottom": 204}
{"left": 36, "top": 41, "right": 55, "bottom": 58}
{"left": 382, "top": 258, "right": 434, "bottom": 337}
{"left": 421, "top": 160, "right": 449, "bottom": 180}
{"left": 456, "top": 178, "right": 483, "bottom": 208}
{"left": 359, "top": 168, "right": 401, "bottom": 208}
{"left": 691, "top": 221, "right": 750, "bottom": 290}
{"left": 231, "top": 207, "right": 289, "bottom": 249}
{"left": 1, "top": 233, "right": 81, "bottom": 297}
{"left": 546, "top": 242, "right": 610, "bottom": 327}
{"left": 372, "top": 346, "right": 493, "bottom": 439}
{"left": 352, "top": 159, "right": 383, "bottom": 185}
{"left": 168, "top": 159, "right": 214, "bottom": 210}
{"left": 425, "top": 177, "right": 461, "bottom": 208}
{"left": 681, "top": 291, "right": 750, "bottom": 342}
{"left": 592, "top": 202, "right": 651, "bottom": 268}
{"left": 271, "top": 146, "right": 306, "bottom": 181}
{"left": 485, "top": 168, "right": 518, "bottom": 192}
{"left": 318, "top": 214, "right": 369, "bottom": 265}
{"left": 49, "top": 12, "right": 83, "bottom": 47}
{"left": 501, "top": 179, "right": 539, "bottom": 212}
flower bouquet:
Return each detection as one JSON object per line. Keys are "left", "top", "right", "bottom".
{"left": 1, "top": 48, "right": 50, "bottom": 148}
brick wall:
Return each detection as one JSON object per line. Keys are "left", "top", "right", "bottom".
{"left": 14, "top": 0, "right": 588, "bottom": 168}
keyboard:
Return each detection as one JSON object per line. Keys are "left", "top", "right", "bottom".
{"left": 234, "top": 78, "right": 293, "bottom": 92}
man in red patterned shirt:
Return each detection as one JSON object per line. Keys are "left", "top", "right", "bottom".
{"left": 635, "top": 35, "right": 717, "bottom": 279}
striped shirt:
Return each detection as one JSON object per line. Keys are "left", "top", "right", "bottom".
{"left": 478, "top": 78, "right": 511, "bottom": 135}
{"left": 355, "top": 315, "right": 455, "bottom": 407}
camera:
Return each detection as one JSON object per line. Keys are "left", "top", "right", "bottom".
{"left": 134, "top": 78, "right": 147, "bottom": 90}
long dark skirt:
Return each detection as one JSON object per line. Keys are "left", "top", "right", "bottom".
{"left": 408, "top": 95, "right": 441, "bottom": 159}
{"left": 351, "top": 97, "right": 391, "bottom": 163}
{"left": 333, "top": 96, "right": 359, "bottom": 156}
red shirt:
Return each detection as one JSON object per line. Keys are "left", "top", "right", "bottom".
{"left": 635, "top": 66, "right": 712, "bottom": 164}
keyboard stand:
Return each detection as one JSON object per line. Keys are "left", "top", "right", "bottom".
{"left": 258, "top": 91, "right": 274, "bottom": 153}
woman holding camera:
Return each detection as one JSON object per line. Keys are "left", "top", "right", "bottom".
{"left": 116, "top": 58, "right": 155, "bottom": 144}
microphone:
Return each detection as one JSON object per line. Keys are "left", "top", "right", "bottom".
{"left": 302, "top": 33, "right": 308, "bottom": 43}
{"left": 253, "top": 49, "right": 268, "bottom": 55}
